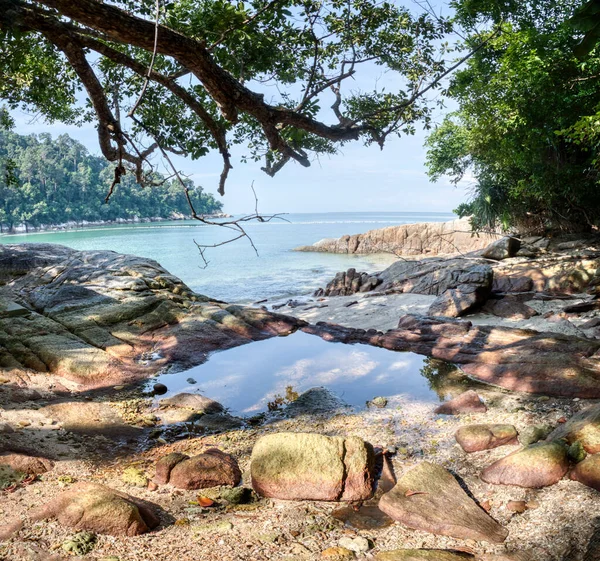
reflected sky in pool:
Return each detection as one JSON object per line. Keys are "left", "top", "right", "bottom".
{"left": 150, "top": 331, "right": 463, "bottom": 415}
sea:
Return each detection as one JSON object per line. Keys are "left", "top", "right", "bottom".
{"left": 0, "top": 211, "right": 454, "bottom": 303}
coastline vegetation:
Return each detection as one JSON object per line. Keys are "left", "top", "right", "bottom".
{"left": 0, "top": 124, "right": 222, "bottom": 232}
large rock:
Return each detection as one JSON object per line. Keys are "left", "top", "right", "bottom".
{"left": 30, "top": 482, "right": 160, "bottom": 536}
{"left": 480, "top": 442, "right": 569, "bottom": 488}
{"left": 481, "top": 237, "right": 521, "bottom": 261}
{"left": 295, "top": 218, "right": 494, "bottom": 256}
{"left": 154, "top": 449, "right": 241, "bottom": 489}
{"left": 158, "top": 393, "right": 224, "bottom": 414}
{"left": 455, "top": 425, "right": 518, "bottom": 453}
{"left": 570, "top": 453, "right": 600, "bottom": 491}
{"left": 434, "top": 391, "right": 487, "bottom": 415}
{"left": 0, "top": 244, "right": 301, "bottom": 385}
{"left": 548, "top": 403, "right": 600, "bottom": 453}
{"left": 0, "top": 451, "right": 54, "bottom": 475}
{"left": 378, "top": 462, "right": 507, "bottom": 543}
{"left": 303, "top": 315, "right": 600, "bottom": 398}
{"left": 251, "top": 432, "right": 375, "bottom": 501}
{"left": 314, "top": 269, "right": 381, "bottom": 297}
{"left": 428, "top": 265, "right": 493, "bottom": 318}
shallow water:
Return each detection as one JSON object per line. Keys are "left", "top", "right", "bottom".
{"left": 0, "top": 211, "right": 454, "bottom": 302}
{"left": 149, "top": 331, "right": 468, "bottom": 416}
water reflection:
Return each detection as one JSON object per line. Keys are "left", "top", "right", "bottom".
{"left": 149, "top": 332, "right": 469, "bottom": 415}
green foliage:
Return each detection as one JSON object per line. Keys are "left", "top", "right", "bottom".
{"left": 0, "top": 129, "right": 222, "bottom": 231}
{"left": 0, "top": 0, "right": 452, "bottom": 185}
{"left": 426, "top": 1, "right": 600, "bottom": 233}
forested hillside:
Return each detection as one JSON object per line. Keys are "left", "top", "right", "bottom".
{"left": 0, "top": 128, "right": 222, "bottom": 232}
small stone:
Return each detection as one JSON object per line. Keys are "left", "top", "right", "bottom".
{"left": 369, "top": 397, "right": 388, "bottom": 408}
{"left": 219, "top": 486, "right": 252, "bottom": 505}
{"left": 519, "top": 425, "right": 553, "bottom": 447}
{"left": 153, "top": 383, "right": 168, "bottom": 395}
{"left": 186, "top": 378, "right": 197, "bottom": 384}
{"left": 434, "top": 391, "right": 487, "bottom": 415}
{"left": 455, "top": 424, "right": 518, "bottom": 453}
{"left": 147, "top": 481, "right": 158, "bottom": 491}
{"left": 61, "top": 531, "right": 97, "bottom": 555}
{"left": 506, "top": 500, "right": 527, "bottom": 513}
{"left": 338, "top": 536, "right": 370, "bottom": 553}
{"left": 113, "top": 385, "right": 125, "bottom": 391}
{"left": 322, "top": 546, "right": 356, "bottom": 559}
{"left": 121, "top": 467, "right": 149, "bottom": 488}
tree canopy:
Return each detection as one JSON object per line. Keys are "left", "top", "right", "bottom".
{"left": 425, "top": 0, "right": 600, "bottom": 233}
{"left": 0, "top": 125, "right": 222, "bottom": 231}
{"left": 0, "top": 0, "right": 453, "bottom": 202}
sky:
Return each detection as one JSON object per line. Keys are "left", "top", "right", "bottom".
{"left": 8, "top": 1, "right": 473, "bottom": 216}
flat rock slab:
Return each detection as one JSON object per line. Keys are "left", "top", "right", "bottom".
{"left": 375, "top": 550, "right": 474, "bottom": 560}
{"left": 303, "top": 315, "right": 600, "bottom": 398}
{"left": 0, "top": 243, "right": 302, "bottom": 385}
{"left": 0, "top": 299, "right": 30, "bottom": 318}
{"left": 30, "top": 482, "right": 160, "bottom": 536}
{"left": 435, "top": 390, "right": 487, "bottom": 415}
{"left": 251, "top": 432, "right": 375, "bottom": 502}
{"left": 548, "top": 403, "right": 600, "bottom": 453}
{"left": 455, "top": 424, "right": 518, "bottom": 453}
{"left": 378, "top": 461, "right": 507, "bottom": 543}
{"left": 570, "top": 453, "right": 600, "bottom": 491}
{"left": 154, "top": 449, "right": 241, "bottom": 489}
{"left": 481, "top": 442, "right": 569, "bottom": 488}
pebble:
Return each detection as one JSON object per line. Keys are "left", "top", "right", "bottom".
{"left": 338, "top": 536, "right": 370, "bottom": 553}
{"left": 153, "top": 383, "right": 168, "bottom": 395}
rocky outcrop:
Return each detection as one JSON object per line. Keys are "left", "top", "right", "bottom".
{"left": 30, "top": 482, "right": 160, "bottom": 536}
{"left": 314, "top": 268, "right": 381, "bottom": 297}
{"left": 427, "top": 264, "right": 493, "bottom": 317}
{"left": 378, "top": 462, "right": 507, "bottom": 543}
{"left": 154, "top": 449, "right": 241, "bottom": 489}
{"left": 434, "top": 391, "right": 487, "bottom": 415}
{"left": 455, "top": 425, "right": 519, "bottom": 453}
{"left": 480, "top": 442, "right": 569, "bottom": 488}
{"left": 0, "top": 244, "right": 301, "bottom": 386}
{"left": 296, "top": 218, "right": 495, "bottom": 256}
{"left": 303, "top": 316, "right": 600, "bottom": 398}
{"left": 251, "top": 432, "right": 375, "bottom": 501}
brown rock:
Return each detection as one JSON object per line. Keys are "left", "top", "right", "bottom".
{"left": 435, "top": 391, "right": 487, "bottom": 415}
{"left": 506, "top": 500, "right": 528, "bottom": 513}
{"left": 154, "top": 452, "right": 188, "bottom": 485}
{"left": 0, "top": 451, "right": 54, "bottom": 475}
{"left": 455, "top": 424, "right": 518, "bottom": 453}
{"left": 30, "top": 482, "right": 160, "bottom": 536}
{"left": 157, "top": 449, "right": 241, "bottom": 490}
{"left": 159, "top": 393, "right": 224, "bottom": 414}
{"left": 251, "top": 432, "right": 375, "bottom": 501}
{"left": 570, "top": 453, "right": 600, "bottom": 491}
{"left": 303, "top": 315, "right": 600, "bottom": 398}
{"left": 481, "top": 442, "right": 569, "bottom": 488}
{"left": 378, "top": 462, "right": 507, "bottom": 543}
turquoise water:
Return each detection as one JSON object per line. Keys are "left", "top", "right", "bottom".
{"left": 0, "top": 211, "right": 454, "bottom": 302}
{"left": 150, "top": 331, "right": 465, "bottom": 415}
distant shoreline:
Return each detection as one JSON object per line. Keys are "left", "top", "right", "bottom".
{"left": 0, "top": 213, "right": 233, "bottom": 236}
